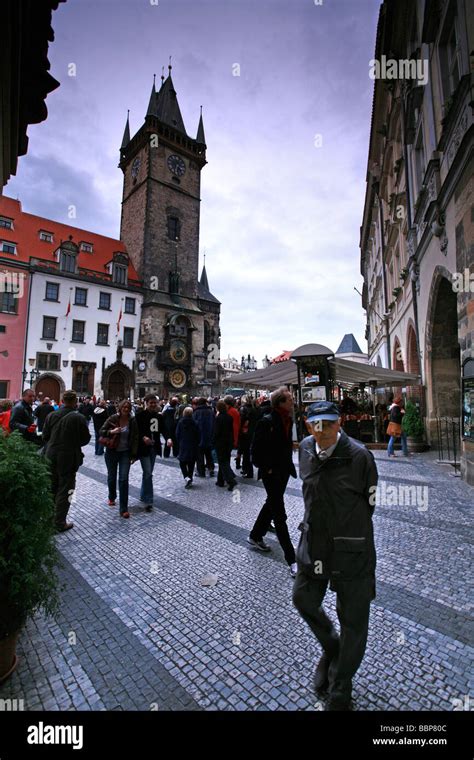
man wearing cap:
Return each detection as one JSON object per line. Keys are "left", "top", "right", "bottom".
{"left": 292, "top": 400, "right": 378, "bottom": 711}
{"left": 42, "top": 390, "right": 91, "bottom": 532}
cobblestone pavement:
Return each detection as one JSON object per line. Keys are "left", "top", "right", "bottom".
{"left": 1, "top": 441, "right": 473, "bottom": 712}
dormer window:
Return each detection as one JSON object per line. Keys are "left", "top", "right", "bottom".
{"left": 57, "top": 238, "right": 79, "bottom": 273}
{"left": 0, "top": 217, "right": 13, "bottom": 230}
{"left": 80, "top": 241, "right": 93, "bottom": 253}
{"left": 113, "top": 263, "right": 127, "bottom": 285}
{"left": 1, "top": 241, "right": 16, "bottom": 254}
{"left": 39, "top": 231, "right": 54, "bottom": 243}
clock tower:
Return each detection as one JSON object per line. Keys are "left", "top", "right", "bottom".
{"left": 119, "top": 67, "right": 221, "bottom": 398}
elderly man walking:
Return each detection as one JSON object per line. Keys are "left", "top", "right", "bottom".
{"left": 42, "top": 390, "right": 91, "bottom": 532}
{"left": 292, "top": 401, "right": 378, "bottom": 711}
{"left": 248, "top": 386, "right": 298, "bottom": 578}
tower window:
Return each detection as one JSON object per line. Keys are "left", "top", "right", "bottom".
{"left": 39, "top": 231, "right": 54, "bottom": 242}
{"left": 167, "top": 216, "right": 180, "bottom": 240}
{"left": 0, "top": 217, "right": 13, "bottom": 230}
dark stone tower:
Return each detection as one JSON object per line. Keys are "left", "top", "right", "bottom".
{"left": 119, "top": 67, "right": 221, "bottom": 397}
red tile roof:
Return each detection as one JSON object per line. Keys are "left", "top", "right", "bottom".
{"left": 271, "top": 350, "right": 293, "bottom": 364}
{"left": 0, "top": 196, "right": 140, "bottom": 283}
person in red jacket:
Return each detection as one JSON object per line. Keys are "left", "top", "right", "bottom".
{"left": 0, "top": 399, "right": 12, "bottom": 436}
{"left": 224, "top": 395, "right": 240, "bottom": 449}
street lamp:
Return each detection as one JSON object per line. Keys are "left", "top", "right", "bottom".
{"left": 21, "top": 369, "right": 28, "bottom": 388}
{"left": 29, "top": 368, "right": 40, "bottom": 386}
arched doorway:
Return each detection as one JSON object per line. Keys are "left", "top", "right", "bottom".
{"left": 406, "top": 323, "right": 423, "bottom": 409}
{"left": 106, "top": 370, "right": 126, "bottom": 400}
{"left": 425, "top": 273, "right": 460, "bottom": 441}
{"left": 35, "top": 374, "right": 63, "bottom": 402}
{"left": 393, "top": 338, "right": 404, "bottom": 371}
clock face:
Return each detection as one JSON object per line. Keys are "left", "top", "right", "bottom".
{"left": 169, "top": 369, "right": 186, "bottom": 388}
{"left": 170, "top": 340, "right": 187, "bottom": 364}
{"left": 167, "top": 154, "right": 186, "bottom": 177}
{"left": 137, "top": 360, "right": 146, "bottom": 372}
{"left": 131, "top": 157, "right": 140, "bottom": 179}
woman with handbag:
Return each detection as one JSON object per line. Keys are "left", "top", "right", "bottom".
{"left": 99, "top": 399, "right": 139, "bottom": 517}
{"left": 387, "top": 396, "right": 408, "bottom": 457}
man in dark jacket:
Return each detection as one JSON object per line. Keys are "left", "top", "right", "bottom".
{"left": 42, "top": 390, "right": 91, "bottom": 532}
{"left": 248, "top": 387, "right": 297, "bottom": 576}
{"left": 176, "top": 407, "right": 200, "bottom": 488}
{"left": 33, "top": 397, "right": 54, "bottom": 433}
{"left": 92, "top": 400, "right": 108, "bottom": 455}
{"left": 293, "top": 401, "right": 378, "bottom": 711}
{"left": 213, "top": 400, "right": 236, "bottom": 490}
{"left": 162, "top": 397, "right": 179, "bottom": 458}
{"left": 135, "top": 394, "right": 164, "bottom": 510}
{"left": 9, "top": 388, "right": 40, "bottom": 444}
{"left": 193, "top": 397, "right": 215, "bottom": 477}
{"left": 239, "top": 396, "right": 259, "bottom": 478}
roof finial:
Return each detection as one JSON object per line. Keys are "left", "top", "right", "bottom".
{"left": 161, "top": 66, "right": 165, "bottom": 84}
{"left": 168, "top": 55, "right": 172, "bottom": 74}
{"left": 153, "top": 73, "right": 156, "bottom": 88}
{"left": 203, "top": 250, "right": 206, "bottom": 266}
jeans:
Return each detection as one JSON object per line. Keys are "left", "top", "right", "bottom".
{"left": 105, "top": 449, "right": 131, "bottom": 513}
{"left": 250, "top": 472, "right": 295, "bottom": 565}
{"left": 293, "top": 574, "right": 373, "bottom": 703}
{"left": 180, "top": 460, "right": 195, "bottom": 480}
{"left": 196, "top": 446, "right": 215, "bottom": 476}
{"left": 387, "top": 431, "right": 408, "bottom": 456}
{"left": 95, "top": 430, "right": 104, "bottom": 455}
{"left": 240, "top": 434, "right": 253, "bottom": 477}
{"left": 139, "top": 449, "right": 157, "bottom": 504}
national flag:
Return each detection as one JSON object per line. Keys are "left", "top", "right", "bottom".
{"left": 65, "top": 296, "right": 71, "bottom": 317}
{"left": 116, "top": 306, "right": 122, "bottom": 333}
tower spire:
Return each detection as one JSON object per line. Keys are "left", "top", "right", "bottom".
{"left": 168, "top": 55, "right": 172, "bottom": 75}
{"left": 196, "top": 105, "right": 206, "bottom": 145}
{"left": 146, "top": 77, "right": 157, "bottom": 117}
{"left": 120, "top": 109, "right": 130, "bottom": 150}
{"left": 161, "top": 66, "right": 165, "bottom": 85}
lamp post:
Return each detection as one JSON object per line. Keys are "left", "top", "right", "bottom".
{"left": 29, "top": 368, "right": 40, "bottom": 386}
{"left": 21, "top": 369, "right": 28, "bottom": 389}
{"left": 368, "top": 378, "right": 379, "bottom": 443}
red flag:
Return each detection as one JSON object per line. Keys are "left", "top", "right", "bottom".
{"left": 65, "top": 296, "right": 71, "bottom": 317}
{"left": 116, "top": 307, "right": 122, "bottom": 333}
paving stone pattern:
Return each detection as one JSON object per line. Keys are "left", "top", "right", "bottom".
{"left": 1, "top": 441, "right": 472, "bottom": 711}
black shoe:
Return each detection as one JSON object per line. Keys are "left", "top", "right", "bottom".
{"left": 216, "top": 482, "right": 225, "bottom": 487}
{"left": 325, "top": 697, "right": 351, "bottom": 711}
{"left": 227, "top": 481, "right": 237, "bottom": 491}
{"left": 56, "top": 522, "right": 74, "bottom": 533}
{"left": 313, "top": 654, "right": 331, "bottom": 693}
{"left": 247, "top": 537, "right": 271, "bottom": 552}
{"left": 208, "top": 470, "right": 215, "bottom": 477}
{"left": 145, "top": 505, "right": 153, "bottom": 512}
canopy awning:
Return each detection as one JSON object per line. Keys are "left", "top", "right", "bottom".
{"left": 229, "top": 357, "right": 421, "bottom": 390}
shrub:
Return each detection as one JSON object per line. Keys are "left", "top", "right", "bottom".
{"left": 0, "top": 432, "right": 60, "bottom": 638}
{"left": 402, "top": 400, "right": 424, "bottom": 438}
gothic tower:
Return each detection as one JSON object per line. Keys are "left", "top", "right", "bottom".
{"left": 119, "top": 67, "right": 221, "bottom": 397}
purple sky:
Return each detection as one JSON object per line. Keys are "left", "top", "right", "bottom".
{"left": 7, "top": 0, "right": 381, "bottom": 365}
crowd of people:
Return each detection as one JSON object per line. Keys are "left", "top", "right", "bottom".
{"left": 1, "top": 384, "right": 392, "bottom": 710}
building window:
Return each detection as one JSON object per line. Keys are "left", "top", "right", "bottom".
{"left": 123, "top": 327, "right": 134, "bottom": 348}
{"left": 37, "top": 353, "right": 60, "bottom": 371}
{"left": 39, "top": 231, "right": 53, "bottom": 242}
{"left": 0, "top": 325, "right": 5, "bottom": 333}
{"left": 0, "top": 381, "right": 8, "bottom": 396}
{"left": 413, "top": 126, "right": 425, "bottom": 200}
{"left": 97, "top": 323, "right": 109, "bottom": 345}
{"left": 74, "top": 287, "right": 88, "bottom": 306}
{"left": 167, "top": 216, "right": 180, "bottom": 240}
{"left": 0, "top": 292, "right": 16, "bottom": 313}
{"left": 72, "top": 363, "right": 93, "bottom": 394}
{"left": 45, "top": 282, "right": 60, "bottom": 301}
{"left": 1, "top": 242, "right": 16, "bottom": 254}
{"left": 80, "top": 242, "right": 93, "bottom": 253}
{"left": 99, "top": 292, "right": 111, "bottom": 310}
{"left": 72, "top": 320, "right": 85, "bottom": 342}
{"left": 124, "top": 297, "right": 136, "bottom": 314}
{"left": 42, "top": 316, "right": 57, "bottom": 340}
{"left": 440, "top": 17, "right": 462, "bottom": 103}
{"left": 0, "top": 218, "right": 13, "bottom": 230}
{"left": 112, "top": 263, "right": 127, "bottom": 285}
{"left": 60, "top": 250, "right": 77, "bottom": 273}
